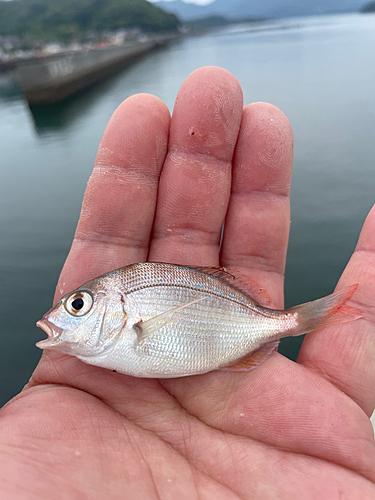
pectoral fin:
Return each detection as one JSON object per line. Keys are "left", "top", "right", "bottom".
{"left": 134, "top": 297, "right": 205, "bottom": 343}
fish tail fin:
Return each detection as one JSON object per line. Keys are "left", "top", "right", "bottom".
{"left": 287, "top": 284, "right": 363, "bottom": 337}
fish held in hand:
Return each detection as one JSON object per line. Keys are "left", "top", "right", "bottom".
{"left": 36, "top": 263, "right": 362, "bottom": 378}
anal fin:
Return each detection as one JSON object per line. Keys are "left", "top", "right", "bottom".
{"left": 219, "top": 340, "right": 279, "bottom": 372}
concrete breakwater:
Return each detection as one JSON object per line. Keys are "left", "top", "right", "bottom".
{"left": 17, "top": 38, "right": 171, "bottom": 105}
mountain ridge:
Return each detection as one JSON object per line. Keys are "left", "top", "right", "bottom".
{"left": 154, "top": 0, "right": 367, "bottom": 20}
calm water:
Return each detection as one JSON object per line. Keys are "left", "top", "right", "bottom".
{"left": 1, "top": 13, "right": 374, "bottom": 407}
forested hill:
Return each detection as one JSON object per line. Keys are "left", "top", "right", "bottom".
{"left": 361, "top": 1, "right": 375, "bottom": 11}
{"left": 0, "top": 0, "right": 180, "bottom": 41}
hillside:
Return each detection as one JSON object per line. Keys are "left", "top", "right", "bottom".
{"left": 361, "top": 1, "right": 375, "bottom": 11}
{"left": 0, "top": 0, "right": 180, "bottom": 41}
{"left": 155, "top": 0, "right": 366, "bottom": 20}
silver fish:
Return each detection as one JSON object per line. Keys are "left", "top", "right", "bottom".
{"left": 36, "top": 262, "right": 361, "bottom": 378}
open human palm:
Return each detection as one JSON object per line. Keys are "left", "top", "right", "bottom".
{"left": 1, "top": 67, "right": 375, "bottom": 499}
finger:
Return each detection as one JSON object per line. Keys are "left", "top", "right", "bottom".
{"left": 220, "top": 103, "right": 293, "bottom": 308}
{"left": 298, "top": 204, "right": 375, "bottom": 416}
{"left": 148, "top": 66, "right": 243, "bottom": 265}
{"left": 54, "top": 94, "right": 170, "bottom": 302}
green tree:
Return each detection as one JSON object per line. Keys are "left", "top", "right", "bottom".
{"left": 0, "top": 0, "right": 180, "bottom": 42}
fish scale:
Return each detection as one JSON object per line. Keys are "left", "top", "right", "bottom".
{"left": 36, "top": 263, "right": 362, "bottom": 378}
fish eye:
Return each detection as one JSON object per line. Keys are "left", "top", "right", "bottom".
{"left": 65, "top": 290, "right": 93, "bottom": 317}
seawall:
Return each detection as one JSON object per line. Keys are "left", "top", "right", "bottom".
{"left": 17, "top": 39, "right": 170, "bottom": 105}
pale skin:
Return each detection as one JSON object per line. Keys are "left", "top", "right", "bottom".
{"left": 1, "top": 67, "right": 375, "bottom": 499}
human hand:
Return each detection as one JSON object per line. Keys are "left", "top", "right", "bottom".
{"left": 1, "top": 67, "right": 375, "bottom": 499}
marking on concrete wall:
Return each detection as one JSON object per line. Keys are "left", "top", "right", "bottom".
{"left": 48, "top": 56, "right": 75, "bottom": 79}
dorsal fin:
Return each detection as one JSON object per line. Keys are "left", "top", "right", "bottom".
{"left": 228, "top": 272, "right": 273, "bottom": 307}
{"left": 187, "top": 266, "right": 273, "bottom": 307}
{"left": 186, "top": 265, "right": 236, "bottom": 281}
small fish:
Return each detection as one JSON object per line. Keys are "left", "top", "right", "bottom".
{"left": 36, "top": 262, "right": 362, "bottom": 378}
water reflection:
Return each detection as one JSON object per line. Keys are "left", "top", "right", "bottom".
{"left": 0, "top": 73, "right": 23, "bottom": 103}
{"left": 27, "top": 68, "right": 131, "bottom": 135}
{"left": 29, "top": 98, "right": 96, "bottom": 135}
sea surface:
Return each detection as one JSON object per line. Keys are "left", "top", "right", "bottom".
{"left": 1, "top": 13, "right": 374, "bottom": 407}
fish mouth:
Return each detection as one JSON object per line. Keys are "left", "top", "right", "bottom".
{"left": 36, "top": 319, "right": 63, "bottom": 349}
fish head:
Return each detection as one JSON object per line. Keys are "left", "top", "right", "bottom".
{"left": 36, "top": 285, "right": 126, "bottom": 358}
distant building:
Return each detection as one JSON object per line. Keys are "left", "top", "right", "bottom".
{"left": 44, "top": 42, "right": 64, "bottom": 55}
